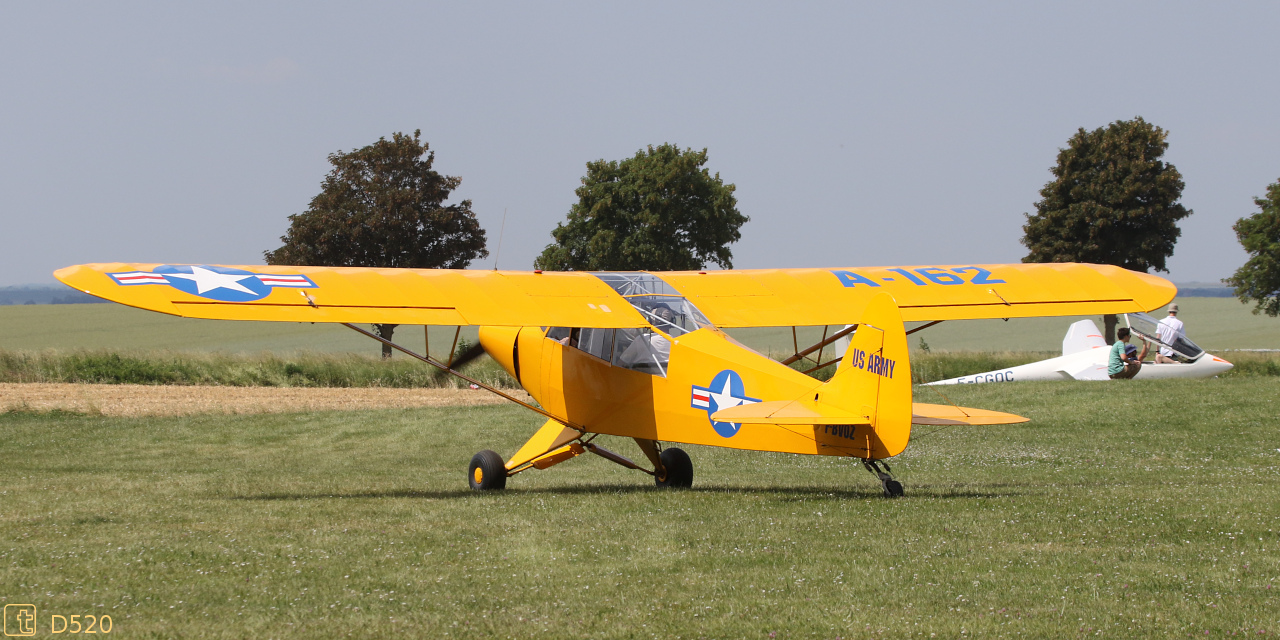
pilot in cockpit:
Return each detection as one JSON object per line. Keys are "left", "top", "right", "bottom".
{"left": 617, "top": 304, "right": 676, "bottom": 371}
{"left": 647, "top": 305, "right": 676, "bottom": 358}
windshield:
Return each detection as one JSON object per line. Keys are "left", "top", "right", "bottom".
{"left": 1125, "top": 312, "right": 1204, "bottom": 360}
{"left": 591, "top": 272, "right": 713, "bottom": 337}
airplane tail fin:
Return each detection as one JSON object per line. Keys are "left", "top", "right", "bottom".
{"left": 820, "top": 292, "right": 913, "bottom": 457}
{"left": 712, "top": 292, "right": 913, "bottom": 458}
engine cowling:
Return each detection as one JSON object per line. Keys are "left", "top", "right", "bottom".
{"left": 478, "top": 326, "right": 522, "bottom": 381}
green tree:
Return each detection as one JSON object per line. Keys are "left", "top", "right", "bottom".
{"left": 1224, "top": 179, "right": 1280, "bottom": 316}
{"left": 265, "top": 130, "right": 487, "bottom": 357}
{"left": 535, "top": 144, "right": 746, "bottom": 271}
{"left": 1021, "top": 117, "right": 1192, "bottom": 341}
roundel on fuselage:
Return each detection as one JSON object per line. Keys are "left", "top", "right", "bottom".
{"left": 690, "top": 369, "right": 761, "bottom": 438}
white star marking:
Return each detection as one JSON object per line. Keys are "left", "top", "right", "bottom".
{"left": 709, "top": 377, "right": 757, "bottom": 413}
{"left": 165, "top": 266, "right": 257, "bottom": 295}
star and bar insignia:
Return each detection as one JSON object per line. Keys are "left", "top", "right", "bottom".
{"left": 691, "top": 369, "right": 761, "bottom": 438}
{"left": 107, "top": 265, "right": 317, "bottom": 302}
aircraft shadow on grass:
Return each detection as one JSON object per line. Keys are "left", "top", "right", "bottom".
{"left": 227, "top": 483, "right": 1024, "bottom": 502}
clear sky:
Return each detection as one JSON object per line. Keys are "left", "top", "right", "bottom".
{"left": 2, "top": 2, "right": 1277, "bottom": 287}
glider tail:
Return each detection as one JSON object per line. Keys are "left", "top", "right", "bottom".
{"left": 818, "top": 292, "right": 913, "bottom": 457}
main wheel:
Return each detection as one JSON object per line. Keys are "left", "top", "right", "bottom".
{"left": 468, "top": 450, "right": 507, "bottom": 491}
{"left": 655, "top": 447, "right": 693, "bottom": 488}
{"left": 883, "top": 479, "right": 904, "bottom": 498}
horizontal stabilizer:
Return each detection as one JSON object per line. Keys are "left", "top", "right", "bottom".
{"left": 911, "top": 403, "right": 1028, "bottom": 426}
{"left": 712, "top": 400, "right": 871, "bottom": 426}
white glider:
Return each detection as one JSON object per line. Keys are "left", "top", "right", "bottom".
{"left": 924, "top": 314, "right": 1233, "bottom": 385}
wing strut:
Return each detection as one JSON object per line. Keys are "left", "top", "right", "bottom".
{"left": 906, "top": 320, "right": 944, "bottom": 335}
{"left": 341, "top": 322, "right": 583, "bottom": 429}
{"left": 781, "top": 324, "right": 859, "bottom": 366}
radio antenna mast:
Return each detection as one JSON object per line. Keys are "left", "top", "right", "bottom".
{"left": 493, "top": 208, "right": 507, "bottom": 270}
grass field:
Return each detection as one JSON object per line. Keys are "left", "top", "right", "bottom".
{"left": 2, "top": 297, "right": 1277, "bottom": 355}
{"left": 2, "top": 379, "right": 1278, "bottom": 637}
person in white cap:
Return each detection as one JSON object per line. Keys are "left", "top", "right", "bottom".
{"left": 1155, "top": 303, "right": 1186, "bottom": 363}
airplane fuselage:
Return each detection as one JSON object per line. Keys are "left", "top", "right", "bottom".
{"left": 480, "top": 325, "right": 899, "bottom": 458}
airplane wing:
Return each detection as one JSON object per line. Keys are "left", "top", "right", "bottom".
{"left": 55, "top": 262, "right": 1175, "bottom": 328}
{"left": 54, "top": 263, "right": 651, "bottom": 328}
{"left": 658, "top": 263, "right": 1174, "bottom": 326}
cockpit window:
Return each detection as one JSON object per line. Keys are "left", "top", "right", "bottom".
{"left": 543, "top": 273, "right": 712, "bottom": 378}
{"left": 591, "top": 272, "right": 713, "bottom": 337}
{"left": 1125, "top": 312, "right": 1205, "bottom": 361}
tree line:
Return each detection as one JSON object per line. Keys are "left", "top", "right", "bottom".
{"left": 0, "top": 289, "right": 110, "bottom": 306}
{"left": 265, "top": 123, "right": 1280, "bottom": 356}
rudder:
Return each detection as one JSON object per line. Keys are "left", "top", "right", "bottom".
{"left": 819, "top": 292, "right": 912, "bottom": 457}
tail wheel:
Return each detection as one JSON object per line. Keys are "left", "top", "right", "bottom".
{"left": 655, "top": 447, "right": 693, "bottom": 488}
{"left": 468, "top": 450, "right": 507, "bottom": 491}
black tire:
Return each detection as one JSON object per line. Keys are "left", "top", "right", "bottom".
{"left": 468, "top": 450, "right": 507, "bottom": 491}
{"left": 655, "top": 447, "right": 693, "bottom": 488}
{"left": 883, "top": 479, "right": 904, "bottom": 498}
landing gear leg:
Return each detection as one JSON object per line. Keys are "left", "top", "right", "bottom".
{"left": 862, "top": 459, "right": 903, "bottom": 497}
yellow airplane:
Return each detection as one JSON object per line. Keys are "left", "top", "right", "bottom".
{"left": 55, "top": 262, "right": 1174, "bottom": 496}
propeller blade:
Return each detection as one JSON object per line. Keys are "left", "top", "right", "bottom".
{"left": 443, "top": 342, "right": 487, "bottom": 371}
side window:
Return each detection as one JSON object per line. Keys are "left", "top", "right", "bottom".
{"left": 612, "top": 328, "right": 670, "bottom": 377}
{"left": 578, "top": 328, "right": 614, "bottom": 361}
{"left": 550, "top": 325, "right": 668, "bottom": 376}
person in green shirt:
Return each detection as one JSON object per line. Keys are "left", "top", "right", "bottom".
{"left": 1108, "top": 327, "right": 1150, "bottom": 379}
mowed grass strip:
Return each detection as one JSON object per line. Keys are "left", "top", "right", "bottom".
{"left": 2, "top": 379, "right": 1278, "bottom": 637}
{"left": 0, "top": 348, "right": 516, "bottom": 388}
{"left": 0, "top": 383, "right": 525, "bottom": 417}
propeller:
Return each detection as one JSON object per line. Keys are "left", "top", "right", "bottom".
{"left": 445, "top": 342, "right": 487, "bottom": 370}
{"left": 429, "top": 341, "right": 489, "bottom": 384}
